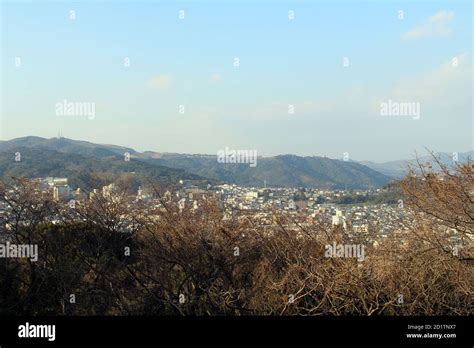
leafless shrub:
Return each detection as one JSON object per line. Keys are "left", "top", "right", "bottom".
{"left": 0, "top": 162, "right": 472, "bottom": 315}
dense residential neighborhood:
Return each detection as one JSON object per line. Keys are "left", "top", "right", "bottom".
{"left": 3, "top": 175, "right": 469, "bottom": 255}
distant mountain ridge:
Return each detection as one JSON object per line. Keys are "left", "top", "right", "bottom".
{"left": 146, "top": 153, "right": 390, "bottom": 189}
{"left": 0, "top": 136, "right": 395, "bottom": 189}
{"left": 0, "top": 136, "right": 138, "bottom": 158}
{"left": 0, "top": 141, "right": 210, "bottom": 189}
{"left": 359, "top": 151, "right": 474, "bottom": 178}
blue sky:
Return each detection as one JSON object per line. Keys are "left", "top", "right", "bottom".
{"left": 1, "top": 0, "right": 472, "bottom": 161}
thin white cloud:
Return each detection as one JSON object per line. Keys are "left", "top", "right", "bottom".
{"left": 372, "top": 53, "right": 471, "bottom": 113}
{"left": 392, "top": 53, "right": 469, "bottom": 100}
{"left": 148, "top": 74, "right": 173, "bottom": 89}
{"left": 250, "top": 100, "right": 335, "bottom": 120}
{"left": 210, "top": 74, "right": 223, "bottom": 81}
{"left": 402, "top": 10, "right": 454, "bottom": 40}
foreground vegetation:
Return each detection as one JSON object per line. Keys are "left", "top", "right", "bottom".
{"left": 0, "top": 162, "right": 472, "bottom": 316}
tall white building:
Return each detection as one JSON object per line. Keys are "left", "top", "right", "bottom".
{"left": 332, "top": 209, "right": 347, "bottom": 229}
{"left": 53, "top": 185, "right": 71, "bottom": 201}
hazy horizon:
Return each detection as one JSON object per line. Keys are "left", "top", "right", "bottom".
{"left": 1, "top": 133, "right": 473, "bottom": 164}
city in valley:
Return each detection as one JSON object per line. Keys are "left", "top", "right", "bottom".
{"left": 1, "top": 175, "right": 465, "bottom": 254}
